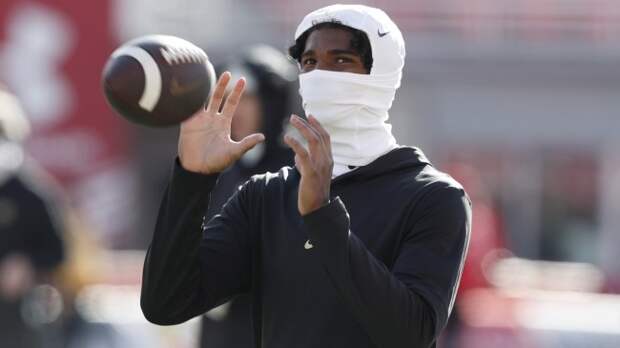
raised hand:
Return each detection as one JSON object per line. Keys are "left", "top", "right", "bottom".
{"left": 178, "top": 72, "right": 265, "bottom": 174}
{"left": 284, "top": 114, "right": 333, "bottom": 216}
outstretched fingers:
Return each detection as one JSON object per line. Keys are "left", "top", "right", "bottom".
{"left": 284, "top": 133, "right": 310, "bottom": 169}
{"left": 289, "top": 114, "right": 324, "bottom": 156}
{"left": 205, "top": 71, "right": 231, "bottom": 114}
{"left": 221, "top": 77, "right": 246, "bottom": 117}
{"left": 232, "top": 133, "right": 265, "bottom": 159}
{"left": 307, "top": 115, "right": 332, "bottom": 154}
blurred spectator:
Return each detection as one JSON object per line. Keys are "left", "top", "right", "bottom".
{"left": 0, "top": 87, "right": 65, "bottom": 347}
{"left": 199, "top": 45, "right": 298, "bottom": 348}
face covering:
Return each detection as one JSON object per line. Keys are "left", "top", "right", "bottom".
{"left": 298, "top": 69, "right": 398, "bottom": 176}
{"left": 294, "top": 4, "right": 406, "bottom": 177}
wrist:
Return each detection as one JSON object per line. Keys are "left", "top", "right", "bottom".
{"left": 178, "top": 154, "right": 216, "bottom": 175}
{"left": 301, "top": 197, "right": 331, "bottom": 216}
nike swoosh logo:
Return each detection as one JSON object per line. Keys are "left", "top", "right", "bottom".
{"left": 170, "top": 78, "right": 202, "bottom": 96}
{"left": 304, "top": 240, "right": 314, "bottom": 250}
{"left": 378, "top": 29, "right": 390, "bottom": 38}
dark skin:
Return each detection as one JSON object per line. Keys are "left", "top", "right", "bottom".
{"left": 300, "top": 27, "right": 369, "bottom": 74}
{"left": 179, "top": 27, "right": 367, "bottom": 215}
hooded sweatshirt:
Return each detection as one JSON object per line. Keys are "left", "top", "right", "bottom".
{"left": 141, "top": 146, "right": 471, "bottom": 348}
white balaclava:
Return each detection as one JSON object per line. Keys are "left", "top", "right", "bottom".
{"left": 294, "top": 4, "right": 406, "bottom": 177}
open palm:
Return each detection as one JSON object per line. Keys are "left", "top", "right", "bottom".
{"left": 178, "top": 72, "right": 265, "bottom": 174}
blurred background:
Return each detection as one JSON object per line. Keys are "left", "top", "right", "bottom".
{"left": 0, "top": 0, "right": 619, "bottom": 347}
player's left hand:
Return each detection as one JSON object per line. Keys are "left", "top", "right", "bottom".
{"left": 284, "top": 114, "right": 333, "bottom": 216}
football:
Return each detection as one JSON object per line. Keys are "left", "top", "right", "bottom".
{"left": 102, "top": 35, "right": 215, "bottom": 127}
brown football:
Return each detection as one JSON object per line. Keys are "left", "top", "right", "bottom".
{"left": 102, "top": 35, "right": 215, "bottom": 127}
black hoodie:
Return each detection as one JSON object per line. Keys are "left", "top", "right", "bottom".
{"left": 141, "top": 146, "right": 471, "bottom": 348}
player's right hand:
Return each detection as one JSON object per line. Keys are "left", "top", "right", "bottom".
{"left": 178, "top": 72, "right": 265, "bottom": 174}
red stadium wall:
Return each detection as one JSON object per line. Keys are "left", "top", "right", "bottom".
{"left": 0, "top": 0, "right": 135, "bottom": 245}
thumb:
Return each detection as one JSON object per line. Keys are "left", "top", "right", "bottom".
{"left": 232, "top": 133, "right": 265, "bottom": 159}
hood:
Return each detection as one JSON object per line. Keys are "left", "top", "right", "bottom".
{"left": 332, "top": 147, "right": 431, "bottom": 184}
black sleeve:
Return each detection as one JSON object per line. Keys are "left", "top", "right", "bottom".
{"left": 303, "top": 185, "right": 471, "bottom": 348}
{"left": 140, "top": 160, "right": 253, "bottom": 325}
{"left": 18, "top": 178, "right": 64, "bottom": 271}
{"left": 23, "top": 194, "right": 64, "bottom": 271}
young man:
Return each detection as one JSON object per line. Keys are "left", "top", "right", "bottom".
{"left": 141, "top": 5, "right": 471, "bottom": 348}
{"left": 0, "top": 88, "right": 65, "bottom": 348}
